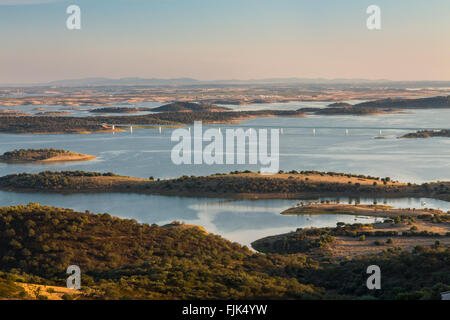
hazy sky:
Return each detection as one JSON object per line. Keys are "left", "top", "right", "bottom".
{"left": 0, "top": 0, "right": 449, "bottom": 83}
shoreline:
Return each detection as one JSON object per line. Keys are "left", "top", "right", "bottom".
{"left": 39, "top": 154, "right": 97, "bottom": 162}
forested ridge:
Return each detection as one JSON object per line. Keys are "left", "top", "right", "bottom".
{"left": 0, "top": 203, "right": 448, "bottom": 300}
{"left": 0, "top": 203, "right": 322, "bottom": 300}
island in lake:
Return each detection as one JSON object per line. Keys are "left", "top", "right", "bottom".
{"left": 151, "top": 102, "right": 231, "bottom": 112}
{"left": 400, "top": 129, "right": 450, "bottom": 139}
{"left": 89, "top": 107, "right": 152, "bottom": 114}
{"left": 0, "top": 149, "right": 96, "bottom": 163}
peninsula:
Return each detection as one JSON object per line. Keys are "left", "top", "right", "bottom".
{"left": 355, "top": 95, "right": 450, "bottom": 109}
{"left": 298, "top": 104, "right": 400, "bottom": 116}
{"left": 298, "top": 96, "right": 450, "bottom": 116}
{"left": 281, "top": 203, "right": 444, "bottom": 218}
{"left": 253, "top": 203, "right": 450, "bottom": 259}
{"left": 1, "top": 170, "right": 449, "bottom": 201}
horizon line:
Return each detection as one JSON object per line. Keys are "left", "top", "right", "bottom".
{"left": 3, "top": 76, "right": 450, "bottom": 87}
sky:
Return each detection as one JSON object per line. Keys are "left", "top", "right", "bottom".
{"left": 0, "top": 0, "right": 449, "bottom": 84}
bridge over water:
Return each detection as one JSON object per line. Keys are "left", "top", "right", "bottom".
{"left": 101, "top": 123, "right": 445, "bottom": 137}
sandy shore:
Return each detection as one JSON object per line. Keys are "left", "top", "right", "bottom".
{"left": 39, "top": 153, "right": 97, "bottom": 162}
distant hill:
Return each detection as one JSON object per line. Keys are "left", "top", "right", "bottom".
{"left": 46, "top": 77, "right": 201, "bottom": 87}
{"left": 13, "top": 77, "right": 389, "bottom": 87}
{"left": 151, "top": 102, "right": 230, "bottom": 112}
{"left": 355, "top": 96, "right": 450, "bottom": 109}
{"left": 298, "top": 96, "right": 450, "bottom": 115}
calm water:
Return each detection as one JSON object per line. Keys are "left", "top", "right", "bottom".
{"left": 0, "top": 191, "right": 448, "bottom": 247}
{"left": 1, "top": 106, "right": 450, "bottom": 246}
{"left": 1, "top": 108, "right": 450, "bottom": 182}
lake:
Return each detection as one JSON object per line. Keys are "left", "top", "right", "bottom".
{"left": 1, "top": 105, "right": 450, "bottom": 246}
{"left": 0, "top": 190, "right": 449, "bottom": 247}
{"left": 1, "top": 108, "right": 450, "bottom": 182}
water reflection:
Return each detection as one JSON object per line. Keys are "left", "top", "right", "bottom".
{"left": 0, "top": 191, "right": 448, "bottom": 247}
